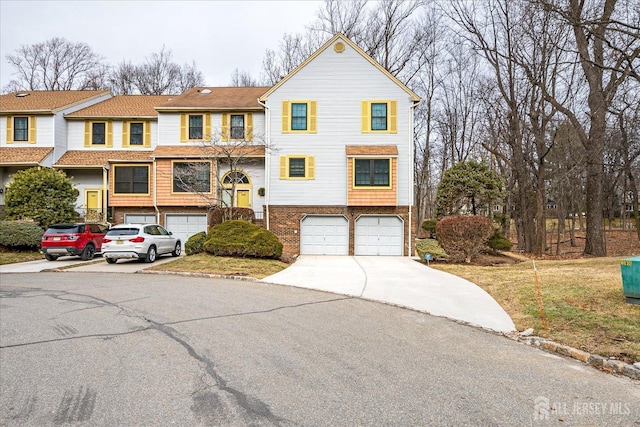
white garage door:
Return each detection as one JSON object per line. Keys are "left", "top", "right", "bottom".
{"left": 300, "top": 216, "right": 349, "bottom": 255}
{"left": 165, "top": 214, "right": 208, "bottom": 249}
{"left": 124, "top": 214, "right": 156, "bottom": 224}
{"left": 355, "top": 216, "right": 403, "bottom": 256}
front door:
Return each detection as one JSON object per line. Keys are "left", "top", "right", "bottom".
{"left": 85, "top": 190, "right": 100, "bottom": 221}
{"left": 237, "top": 190, "right": 250, "bottom": 208}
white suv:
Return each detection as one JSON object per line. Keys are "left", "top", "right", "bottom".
{"left": 102, "top": 223, "right": 181, "bottom": 264}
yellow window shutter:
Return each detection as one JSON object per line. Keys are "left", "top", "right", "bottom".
{"left": 122, "top": 121, "right": 129, "bottom": 146}
{"left": 180, "top": 114, "right": 187, "bottom": 142}
{"left": 144, "top": 121, "right": 151, "bottom": 147}
{"left": 204, "top": 113, "right": 211, "bottom": 140}
{"left": 6, "top": 117, "right": 13, "bottom": 143}
{"left": 279, "top": 156, "right": 287, "bottom": 179}
{"left": 309, "top": 101, "right": 317, "bottom": 133}
{"left": 282, "top": 101, "right": 290, "bottom": 133}
{"left": 84, "top": 121, "right": 91, "bottom": 147}
{"left": 389, "top": 101, "right": 397, "bottom": 133}
{"left": 307, "top": 156, "right": 315, "bottom": 179}
{"left": 361, "top": 101, "right": 370, "bottom": 132}
{"left": 28, "top": 116, "right": 36, "bottom": 143}
{"left": 246, "top": 113, "right": 253, "bottom": 141}
{"left": 106, "top": 121, "right": 113, "bottom": 147}
{"left": 221, "top": 113, "right": 229, "bottom": 142}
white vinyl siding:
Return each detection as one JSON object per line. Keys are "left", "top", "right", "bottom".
{"left": 157, "top": 112, "right": 265, "bottom": 146}
{"left": 266, "top": 40, "right": 412, "bottom": 206}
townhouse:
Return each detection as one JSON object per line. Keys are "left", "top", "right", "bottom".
{"left": 0, "top": 33, "right": 420, "bottom": 256}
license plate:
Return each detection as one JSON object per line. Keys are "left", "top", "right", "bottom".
{"left": 116, "top": 240, "right": 123, "bottom": 244}
{"left": 53, "top": 237, "right": 61, "bottom": 241}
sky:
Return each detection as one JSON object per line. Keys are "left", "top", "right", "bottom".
{"left": 0, "top": 0, "right": 323, "bottom": 91}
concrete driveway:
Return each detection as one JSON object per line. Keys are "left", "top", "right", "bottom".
{"left": 262, "top": 256, "right": 516, "bottom": 333}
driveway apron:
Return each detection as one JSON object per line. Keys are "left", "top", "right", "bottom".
{"left": 262, "top": 256, "right": 516, "bottom": 333}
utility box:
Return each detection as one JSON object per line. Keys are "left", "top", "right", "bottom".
{"left": 620, "top": 256, "right": 640, "bottom": 305}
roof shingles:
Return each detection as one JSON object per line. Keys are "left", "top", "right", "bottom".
{"left": 54, "top": 150, "right": 153, "bottom": 167}
{"left": 0, "top": 91, "right": 110, "bottom": 113}
{"left": 0, "top": 147, "right": 53, "bottom": 165}
{"left": 66, "top": 95, "right": 173, "bottom": 118}
{"left": 156, "top": 87, "right": 270, "bottom": 110}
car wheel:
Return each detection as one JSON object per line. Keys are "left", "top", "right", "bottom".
{"left": 172, "top": 242, "right": 181, "bottom": 257}
{"left": 44, "top": 253, "right": 58, "bottom": 261}
{"left": 106, "top": 258, "right": 117, "bottom": 264}
{"left": 81, "top": 244, "right": 95, "bottom": 261}
{"left": 145, "top": 246, "right": 157, "bottom": 263}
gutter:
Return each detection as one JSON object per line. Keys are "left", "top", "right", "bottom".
{"left": 257, "top": 97, "right": 270, "bottom": 230}
{"left": 408, "top": 99, "right": 421, "bottom": 256}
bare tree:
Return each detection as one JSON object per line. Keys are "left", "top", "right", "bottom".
{"left": 4, "top": 37, "right": 108, "bottom": 91}
{"left": 229, "top": 68, "right": 261, "bottom": 87}
{"left": 134, "top": 46, "right": 205, "bottom": 95}
{"left": 529, "top": 0, "right": 640, "bottom": 256}
{"left": 109, "top": 60, "right": 138, "bottom": 95}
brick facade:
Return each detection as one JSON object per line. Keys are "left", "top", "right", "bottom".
{"left": 266, "top": 205, "right": 416, "bottom": 256}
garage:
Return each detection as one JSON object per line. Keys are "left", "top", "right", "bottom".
{"left": 124, "top": 214, "right": 156, "bottom": 224}
{"left": 355, "top": 216, "right": 403, "bottom": 256}
{"left": 165, "top": 214, "right": 208, "bottom": 249}
{"left": 300, "top": 215, "right": 349, "bottom": 255}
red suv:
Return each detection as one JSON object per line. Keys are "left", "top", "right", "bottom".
{"left": 41, "top": 223, "right": 109, "bottom": 261}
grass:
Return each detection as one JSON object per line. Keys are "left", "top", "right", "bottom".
{"left": 146, "top": 253, "right": 289, "bottom": 279}
{"left": 431, "top": 257, "right": 640, "bottom": 363}
{"left": 0, "top": 250, "right": 43, "bottom": 265}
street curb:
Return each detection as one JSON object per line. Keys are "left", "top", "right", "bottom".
{"left": 508, "top": 334, "right": 640, "bottom": 381}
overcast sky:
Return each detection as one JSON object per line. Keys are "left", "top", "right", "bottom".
{"left": 0, "top": 0, "right": 324, "bottom": 91}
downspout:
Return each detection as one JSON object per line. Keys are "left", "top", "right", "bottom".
{"left": 257, "top": 98, "right": 270, "bottom": 230}
{"left": 102, "top": 165, "right": 109, "bottom": 225}
{"left": 153, "top": 118, "right": 160, "bottom": 224}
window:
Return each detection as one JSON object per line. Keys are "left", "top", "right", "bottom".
{"left": 355, "top": 159, "right": 390, "bottom": 187}
{"left": 291, "top": 104, "right": 307, "bottom": 131}
{"left": 129, "top": 122, "right": 144, "bottom": 145}
{"left": 13, "top": 117, "right": 28, "bottom": 141}
{"left": 113, "top": 166, "right": 149, "bottom": 194}
{"left": 230, "top": 115, "right": 245, "bottom": 139}
{"left": 223, "top": 171, "right": 250, "bottom": 185}
{"left": 361, "top": 100, "right": 397, "bottom": 133}
{"left": 281, "top": 101, "right": 317, "bottom": 133}
{"left": 6, "top": 116, "right": 35, "bottom": 143}
{"left": 84, "top": 121, "right": 112, "bottom": 147}
{"left": 180, "top": 113, "right": 210, "bottom": 142}
{"left": 371, "top": 103, "right": 387, "bottom": 131}
{"left": 279, "top": 156, "right": 315, "bottom": 179}
{"left": 172, "top": 161, "right": 211, "bottom": 193}
{"left": 189, "top": 115, "right": 203, "bottom": 140}
{"left": 289, "top": 158, "right": 306, "bottom": 177}
{"left": 92, "top": 123, "right": 106, "bottom": 145}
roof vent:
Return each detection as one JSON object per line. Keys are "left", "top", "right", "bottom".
{"left": 200, "top": 89, "right": 212, "bottom": 94}
{"left": 16, "top": 93, "right": 30, "bottom": 97}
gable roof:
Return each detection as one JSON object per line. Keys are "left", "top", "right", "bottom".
{"left": 0, "top": 90, "right": 111, "bottom": 114}
{"left": 155, "top": 87, "right": 270, "bottom": 112}
{"left": 0, "top": 147, "right": 53, "bottom": 166}
{"left": 65, "top": 95, "right": 172, "bottom": 119}
{"left": 259, "top": 33, "right": 420, "bottom": 103}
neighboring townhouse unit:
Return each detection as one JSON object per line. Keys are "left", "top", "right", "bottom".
{"left": 151, "top": 86, "right": 269, "bottom": 243}
{"left": 61, "top": 95, "right": 171, "bottom": 222}
{"left": 260, "top": 34, "right": 420, "bottom": 256}
{"left": 0, "top": 90, "right": 112, "bottom": 205}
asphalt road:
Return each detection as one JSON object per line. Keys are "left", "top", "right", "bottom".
{"left": 1, "top": 272, "right": 639, "bottom": 426}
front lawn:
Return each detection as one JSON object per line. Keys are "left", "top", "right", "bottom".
{"left": 431, "top": 257, "right": 640, "bottom": 364}
{"left": 147, "top": 253, "right": 289, "bottom": 279}
{"left": 0, "top": 250, "right": 43, "bottom": 265}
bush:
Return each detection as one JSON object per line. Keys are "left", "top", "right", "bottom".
{"left": 421, "top": 219, "right": 438, "bottom": 238}
{"left": 209, "top": 207, "right": 256, "bottom": 228}
{"left": 185, "top": 231, "right": 207, "bottom": 255}
{"left": 203, "top": 220, "right": 282, "bottom": 259}
{"left": 0, "top": 220, "right": 44, "bottom": 250}
{"left": 436, "top": 215, "right": 493, "bottom": 263}
{"left": 486, "top": 231, "right": 513, "bottom": 252}
{"left": 415, "top": 239, "right": 448, "bottom": 261}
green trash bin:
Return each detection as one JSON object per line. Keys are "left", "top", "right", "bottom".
{"left": 620, "top": 256, "right": 640, "bottom": 305}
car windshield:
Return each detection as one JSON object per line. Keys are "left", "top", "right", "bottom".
{"left": 106, "top": 228, "right": 140, "bottom": 236}
{"left": 46, "top": 225, "right": 80, "bottom": 234}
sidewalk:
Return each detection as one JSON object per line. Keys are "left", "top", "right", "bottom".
{"left": 261, "top": 256, "right": 516, "bottom": 333}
